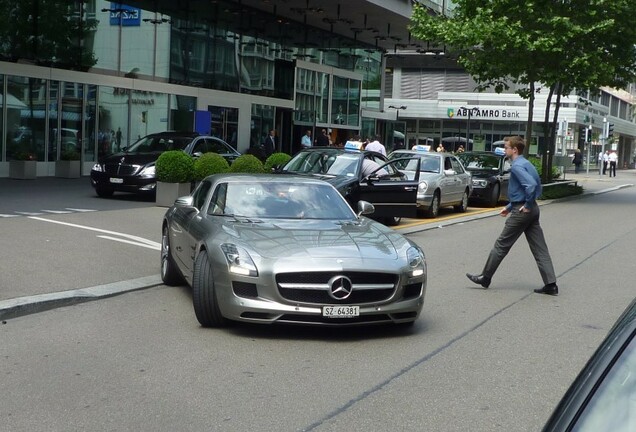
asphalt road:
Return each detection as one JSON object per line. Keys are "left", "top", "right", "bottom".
{"left": 0, "top": 173, "right": 634, "bottom": 431}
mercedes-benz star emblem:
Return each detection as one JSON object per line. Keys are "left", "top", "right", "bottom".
{"left": 328, "top": 276, "right": 353, "bottom": 300}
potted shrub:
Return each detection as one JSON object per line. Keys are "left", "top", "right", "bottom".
{"left": 55, "top": 149, "right": 81, "bottom": 178}
{"left": 264, "top": 152, "right": 291, "bottom": 172}
{"left": 155, "top": 150, "right": 194, "bottom": 207}
{"left": 193, "top": 152, "right": 230, "bottom": 181}
{"left": 9, "top": 151, "right": 37, "bottom": 179}
{"left": 228, "top": 154, "right": 265, "bottom": 173}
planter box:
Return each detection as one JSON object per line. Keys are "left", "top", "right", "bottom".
{"left": 9, "top": 160, "right": 37, "bottom": 179}
{"left": 156, "top": 181, "right": 192, "bottom": 207}
{"left": 55, "top": 160, "right": 81, "bottom": 178}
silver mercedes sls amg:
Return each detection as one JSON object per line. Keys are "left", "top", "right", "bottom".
{"left": 161, "top": 174, "right": 427, "bottom": 327}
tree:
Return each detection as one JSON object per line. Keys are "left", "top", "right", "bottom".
{"left": 410, "top": 0, "right": 636, "bottom": 181}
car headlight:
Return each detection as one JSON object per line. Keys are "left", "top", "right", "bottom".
{"left": 221, "top": 243, "right": 258, "bottom": 277}
{"left": 406, "top": 246, "right": 425, "bottom": 277}
{"left": 418, "top": 181, "right": 429, "bottom": 193}
{"left": 139, "top": 165, "right": 155, "bottom": 176}
{"left": 472, "top": 179, "right": 488, "bottom": 187}
{"left": 91, "top": 163, "right": 103, "bottom": 172}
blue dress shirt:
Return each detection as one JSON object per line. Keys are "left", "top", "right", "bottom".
{"left": 505, "top": 156, "right": 542, "bottom": 210}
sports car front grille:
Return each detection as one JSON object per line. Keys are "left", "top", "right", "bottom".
{"left": 103, "top": 164, "right": 140, "bottom": 176}
{"left": 276, "top": 272, "right": 398, "bottom": 305}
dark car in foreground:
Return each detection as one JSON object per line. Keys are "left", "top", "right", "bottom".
{"left": 279, "top": 146, "right": 420, "bottom": 225}
{"left": 90, "top": 131, "right": 240, "bottom": 197}
{"left": 543, "top": 297, "right": 636, "bottom": 431}
{"left": 161, "top": 174, "right": 427, "bottom": 327}
{"left": 456, "top": 150, "right": 511, "bottom": 207}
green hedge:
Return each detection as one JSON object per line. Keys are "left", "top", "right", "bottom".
{"left": 529, "top": 157, "right": 561, "bottom": 180}
{"left": 228, "top": 154, "right": 265, "bottom": 173}
{"left": 264, "top": 152, "right": 291, "bottom": 172}
{"left": 193, "top": 152, "right": 230, "bottom": 181}
{"left": 155, "top": 150, "right": 194, "bottom": 183}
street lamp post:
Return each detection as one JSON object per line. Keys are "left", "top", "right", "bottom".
{"left": 388, "top": 105, "right": 407, "bottom": 149}
{"left": 459, "top": 106, "right": 472, "bottom": 150}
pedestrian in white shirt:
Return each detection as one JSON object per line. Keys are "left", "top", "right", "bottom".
{"left": 602, "top": 150, "right": 609, "bottom": 175}
{"left": 608, "top": 150, "right": 618, "bottom": 177}
{"left": 365, "top": 134, "right": 386, "bottom": 156}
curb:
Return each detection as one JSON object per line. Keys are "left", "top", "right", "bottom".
{"left": 0, "top": 275, "right": 163, "bottom": 321}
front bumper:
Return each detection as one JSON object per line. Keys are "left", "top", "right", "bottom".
{"left": 91, "top": 171, "right": 157, "bottom": 193}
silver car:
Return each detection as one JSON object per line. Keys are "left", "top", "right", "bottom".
{"left": 389, "top": 149, "right": 473, "bottom": 218}
{"left": 161, "top": 174, "right": 427, "bottom": 327}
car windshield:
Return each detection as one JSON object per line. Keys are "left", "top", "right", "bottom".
{"left": 391, "top": 153, "right": 440, "bottom": 173}
{"left": 283, "top": 151, "right": 360, "bottom": 177}
{"left": 457, "top": 154, "right": 500, "bottom": 171}
{"left": 209, "top": 182, "right": 356, "bottom": 220}
{"left": 126, "top": 135, "right": 192, "bottom": 153}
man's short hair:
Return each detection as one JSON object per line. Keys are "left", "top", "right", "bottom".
{"left": 504, "top": 135, "right": 525, "bottom": 154}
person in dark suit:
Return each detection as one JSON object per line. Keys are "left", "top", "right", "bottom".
{"left": 315, "top": 129, "right": 330, "bottom": 147}
{"left": 263, "top": 129, "right": 276, "bottom": 158}
{"left": 466, "top": 136, "right": 558, "bottom": 296}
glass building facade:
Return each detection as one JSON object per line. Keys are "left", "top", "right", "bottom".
{"left": 0, "top": 0, "right": 386, "bottom": 177}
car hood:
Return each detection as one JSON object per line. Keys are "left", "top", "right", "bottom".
{"left": 222, "top": 219, "right": 402, "bottom": 260}
{"left": 99, "top": 151, "right": 162, "bottom": 166}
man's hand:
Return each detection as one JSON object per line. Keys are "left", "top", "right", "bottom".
{"left": 520, "top": 206, "right": 530, "bottom": 213}
{"left": 499, "top": 207, "right": 509, "bottom": 217}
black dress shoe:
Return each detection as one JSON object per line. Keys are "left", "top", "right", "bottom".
{"left": 534, "top": 283, "right": 559, "bottom": 296}
{"left": 466, "top": 273, "right": 491, "bottom": 288}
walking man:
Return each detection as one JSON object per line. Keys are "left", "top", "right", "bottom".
{"left": 466, "top": 136, "right": 558, "bottom": 295}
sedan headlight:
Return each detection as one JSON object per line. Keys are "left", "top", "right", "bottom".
{"left": 139, "top": 165, "right": 155, "bottom": 176}
{"left": 91, "top": 163, "right": 103, "bottom": 172}
{"left": 472, "top": 179, "right": 488, "bottom": 187}
{"left": 406, "top": 246, "right": 426, "bottom": 277}
{"left": 221, "top": 243, "right": 258, "bottom": 277}
{"left": 418, "top": 181, "right": 429, "bottom": 193}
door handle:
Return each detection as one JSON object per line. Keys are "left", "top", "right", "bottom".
{"left": 404, "top": 186, "right": 417, "bottom": 191}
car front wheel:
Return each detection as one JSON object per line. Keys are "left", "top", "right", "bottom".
{"left": 192, "top": 251, "right": 227, "bottom": 327}
{"left": 160, "top": 225, "right": 184, "bottom": 286}
{"left": 426, "top": 192, "right": 440, "bottom": 218}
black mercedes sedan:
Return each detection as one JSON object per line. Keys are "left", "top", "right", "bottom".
{"left": 456, "top": 150, "right": 511, "bottom": 207}
{"left": 90, "top": 131, "right": 240, "bottom": 197}
{"left": 279, "top": 146, "right": 420, "bottom": 225}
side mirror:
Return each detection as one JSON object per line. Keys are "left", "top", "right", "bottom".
{"left": 443, "top": 169, "right": 456, "bottom": 176}
{"left": 192, "top": 151, "right": 203, "bottom": 158}
{"left": 174, "top": 196, "right": 194, "bottom": 208}
{"left": 357, "top": 200, "right": 375, "bottom": 217}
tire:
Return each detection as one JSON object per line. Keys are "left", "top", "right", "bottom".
{"left": 426, "top": 192, "right": 440, "bottom": 218}
{"left": 192, "top": 251, "right": 227, "bottom": 327}
{"left": 384, "top": 216, "right": 402, "bottom": 226}
{"left": 96, "top": 186, "right": 114, "bottom": 197}
{"left": 160, "top": 225, "right": 185, "bottom": 286}
{"left": 454, "top": 189, "right": 469, "bottom": 213}
{"left": 488, "top": 184, "right": 500, "bottom": 207}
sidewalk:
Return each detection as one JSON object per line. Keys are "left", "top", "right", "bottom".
{"left": 1, "top": 170, "right": 634, "bottom": 322}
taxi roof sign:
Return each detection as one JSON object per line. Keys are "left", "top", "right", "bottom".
{"left": 344, "top": 140, "right": 364, "bottom": 151}
{"left": 494, "top": 147, "right": 506, "bottom": 156}
{"left": 413, "top": 145, "right": 431, "bottom": 152}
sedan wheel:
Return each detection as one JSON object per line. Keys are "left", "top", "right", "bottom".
{"left": 96, "top": 186, "right": 114, "bottom": 197}
{"left": 160, "top": 225, "right": 184, "bottom": 286}
{"left": 489, "top": 184, "right": 500, "bottom": 207}
{"left": 384, "top": 216, "right": 402, "bottom": 226}
{"left": 426, "top": 192, "right": 440, "bottom": 218}
{"left": 192, "top": 251, "right": 227, "bottom": 327}
{"left": 454, "top": 189, "right": 469, "bottom": 213}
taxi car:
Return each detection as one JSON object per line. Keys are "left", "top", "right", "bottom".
{"left": 161, "top": 174, "right": 427, "bottom": 327}
{"left": 456, "top": 148, "right": 511, "bottom": 207}
{"left": 388, "top": 146, "right": 472, "bottom": 218}
{"left": 90, "top": 131, "right": 240, "bottom": 197}
{"left": 278, "top": 144, "right": 420, "bottom": 225}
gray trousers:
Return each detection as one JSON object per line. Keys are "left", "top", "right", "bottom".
{"left": 482, "top": 205, "right": 556, "bottom": 285}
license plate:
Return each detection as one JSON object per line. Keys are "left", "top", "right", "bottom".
{"left": 322, "top": 306, "right": 359, "bottom": 318}
{"left": 109, "top": 177, "right": 124, "bottom": 184}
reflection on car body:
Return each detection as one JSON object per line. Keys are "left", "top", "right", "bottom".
{"left": 279, "top": 146, "right": 420, "bottom": 225}
{"left": 90, "top": 131, "right": 240, "bottom": 197}
{"left": 161, "top": 174, "right": 427, "bottom": 327}
{"left": 456, "top": 150, "right": 511, "bottom": 207}
{"left": 543, "top": 297, "right": 636, "bottom": 431}
{"left": 388, "top": 147, "right": 473, "bottom": 218}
